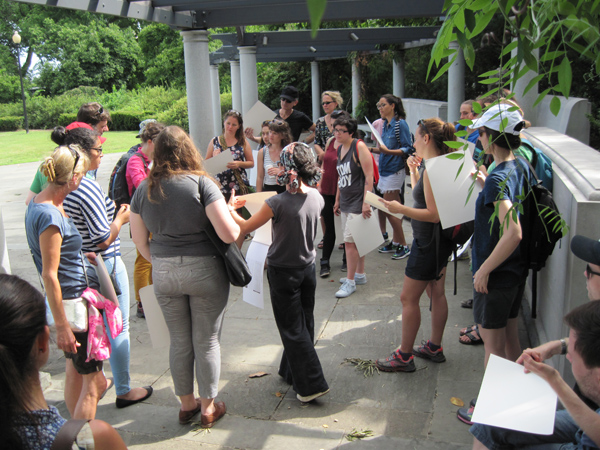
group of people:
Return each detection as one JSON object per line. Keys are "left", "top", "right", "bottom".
{"left": 6, "top": 87, "right": 599, "bottom": 450}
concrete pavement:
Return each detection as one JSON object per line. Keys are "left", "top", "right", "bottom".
{"left": 0, "top": 149, "right": 516, "bottom": 449}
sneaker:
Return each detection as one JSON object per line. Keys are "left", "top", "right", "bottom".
{"left": 378, "top": 243, "right": 398, "bottom": 254}
{"left": 412, "top": 340, "right": 446, "bottom": 363}
{"left": 320, "top": 264, "right": 331, "bottom": 278}
{"left": 375, "top": 349, "right": 416, "bottom": 373}
{"left": 391, "top": 245, "right": 411, "bottom": 260}
{"left": 339, "top": 274, "right": 367, "bottom": 285}
{"left": 297, "top": 389, "right": 330, "bottom": 403}
{"left": 335, "top": 280, "right": 356, "bottom": 298}
{"left": 136, "top": 303, "right": 145, "bottom": 319}
{"left": 382, "top": 231, "right": 389, "bottom": 243}
{"left": 457, "top": 405, "right": 474, "bottom": 425}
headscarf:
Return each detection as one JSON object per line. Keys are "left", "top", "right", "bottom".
{"left": 276, "top": 142, "right": 321, "bottom": 194}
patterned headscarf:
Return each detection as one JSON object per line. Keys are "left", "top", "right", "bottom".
{"left": 276, "top": 142, "right": 321, "bottom": 194}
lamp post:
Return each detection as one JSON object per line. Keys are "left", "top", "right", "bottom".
{"left": 12, "top": 31, "right": 29, "bottom": 134}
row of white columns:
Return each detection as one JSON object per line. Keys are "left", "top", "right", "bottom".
{"left": 181, "top": 29, "right": 473, "bottom": 153}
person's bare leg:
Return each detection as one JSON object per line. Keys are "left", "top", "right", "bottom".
{"left": 64, "top": 360, "right": 83, "bottom": 416}
{"left": 345, "top": 242, "right": 359, "bottom": 280}
{"left": 200, "top": 397, "right": 216, "bottom": 415}
{"left": 473, "top": 437, "right": 489, "bottom": 449}
{"left": 478, "top": 326, "right": 507, "bottom": 368}
{"left": 399, "top": 276, "right": 429, "bottom": 354}
{"left": 504, "top": 317, "right": 521, "bottom": 361}
{"left": 73, "top": 370, "right": 106, "bottom": 419}
{"left": 383, "top": 191, "right": 406, "bottom": 246}
{"left": 429, "top": 268, "right": 449, "bottom": 346}
{"left": 378, "top": 210, "right": 387, "bottom": 236}
{"left": 180, "top": 393, "right": 199, "bottom": 412}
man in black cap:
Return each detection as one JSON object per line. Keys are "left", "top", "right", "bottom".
{"left": 275, "top": 85, "right": 316, "bottom": 143}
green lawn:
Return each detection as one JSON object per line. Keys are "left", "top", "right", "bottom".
{"left": 0, "top": 130, "right": 139, "bottom": 166}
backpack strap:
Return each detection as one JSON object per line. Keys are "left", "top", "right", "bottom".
{"left": 516, "top": 155, "right": 540, "bottom": 184}
{"left": 50, "top": 419, "right": 90, "bottom": 450}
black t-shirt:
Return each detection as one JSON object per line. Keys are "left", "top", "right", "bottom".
{"left": 276, "top": 109, "right": 313, "bottom": 142}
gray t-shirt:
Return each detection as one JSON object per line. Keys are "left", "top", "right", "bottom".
{"left": 265, "top": 188, "right": 324, "bottom": 268}
{"left": 130, "top": 174, "right": 223, "bottom": 258}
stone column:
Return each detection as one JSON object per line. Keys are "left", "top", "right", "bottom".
{"left": 181, "top": 29, "right": 214, "bottom": 155}
{"left": 230, "top": 60, "right": 242, "bottom": 112}
{"left": 210, "top": 64, "right": 222, "bottom": 136}
{"left": 447, "top": 41, "right": 465, "bottom": 124}
{"left": 351, "top": 57, "right": 361, "bottom": 117}
{"left": 238, "top": 46, "right": 258, "bottom": 116}
{"left": 311, "top": 61, "right": 321, "bottom": 123}
{"left": 393, "top": 53, "right": 405, "bottom": 99}
{"left": 512, "top": 45, "right": 539, "bottom": 125}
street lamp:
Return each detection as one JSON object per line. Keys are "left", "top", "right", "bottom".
{"left": 12, "top": 31, "right": 29, "bottom": 134}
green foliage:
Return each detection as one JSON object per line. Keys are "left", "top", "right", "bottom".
{"left": 58, "top": 113, "right": 76, "bottom": 126}
{"left": 157, "top": 97, "right": 189, "bottom": 133}
{"left": 0, "top": 70, "right": 21, "bottom": 103}
{"left": 220, "top": 92, "right": 232, "bottom": 116}
{"left": 109, "top": 111, "right": 152, "bottom": 131}
{"left": 0, "top": 116, "right": 23, "bottom": 131}
{"left": 138, "top": 23, "right": 185, "bottom": 88}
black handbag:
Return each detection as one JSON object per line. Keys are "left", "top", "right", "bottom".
{"left": 197, "top": 176, "right": 252, "bottom": 287}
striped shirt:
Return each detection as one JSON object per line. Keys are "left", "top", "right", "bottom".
{"left": 64, "top": 177, "right": 120, "bottom": 259}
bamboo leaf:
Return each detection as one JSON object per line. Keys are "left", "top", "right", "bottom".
{"left": 533, "top": 88, "right": 552, "bottom": 108}
{"left": 558, "top": 57, "right": 572, "bottom": 98}
{"left": 458, "top": 119, "right": 473, "bottom": 127}
{"left": 445, "top": 141, "right": 468, "bottom": 150}
{"left": 479, "top": 77, "right": 500, "bottom": 85}
{"left": 523, "top": 74, "right": 545, "bottom": 96}
{"left": 500, "top": 41, "right": 519, "bottom": 57}
{"left": 550, "top": 96, "right": 562, "bottom": 116}
{"left": 472, "top": 101, "right": 482, "bottom": 114}
{"left": 307, "top": 0, "right": 327, "bottom": 38}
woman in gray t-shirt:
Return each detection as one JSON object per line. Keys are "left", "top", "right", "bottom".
{"left": 229, "top": 142, "right": 330, "bottom": 403}
{"left": 131, "top": 126, "right": 240, "bottom": 428}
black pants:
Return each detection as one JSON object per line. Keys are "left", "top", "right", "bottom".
{"left": 321, "top": 194, "right": 336, "bottom": 263}
{"left": 267, "top": 263, "right": 329, "bottom": 396}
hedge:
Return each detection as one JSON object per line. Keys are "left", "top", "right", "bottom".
{"left": 0, "top": 116, "right": 23, "bottom": 131}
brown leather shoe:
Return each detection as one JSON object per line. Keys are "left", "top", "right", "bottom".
{"left": 200, "top": 401, "right": 226, "bottom": 428}
{"left": 179, "top": 400, "right": 202, "bottom": 424}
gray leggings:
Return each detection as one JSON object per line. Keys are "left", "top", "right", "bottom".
{"left": 152, "top": 255, "right": 229, "bottom": 399}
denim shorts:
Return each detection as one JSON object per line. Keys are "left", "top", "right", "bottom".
{"left": 473, "top": 281, "right": 525, "bottom": 329}
{"left": 405, "top": 236, "right": 453, "bottom": 281}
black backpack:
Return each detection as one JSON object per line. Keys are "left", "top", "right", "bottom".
{"left": 108, "top": 145, "right": 146, "bottom": 209}
{"left": 517, "top": 156, "right": 565, "bottom": 317}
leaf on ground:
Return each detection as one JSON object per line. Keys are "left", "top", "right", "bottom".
{"left": 343, "top": 357, "right": 380, "bottom": 377}
{"left": 345, "top": 428, "right": 374, "bottom": 441}
{"left": 248, "top": 371, "right": 270, "bottom": 378}
{"left": 275, "top": 391, "right": 284, "bottom": 397}
{"left": 451, "top": 397, "right": 465, "bottom": 407}
{"left": 322, "top": 424, "right": 329, "bottom": 428}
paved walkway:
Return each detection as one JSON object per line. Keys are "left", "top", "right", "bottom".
{"left": 0, "top": 150, "right": 518, "bottom": 449}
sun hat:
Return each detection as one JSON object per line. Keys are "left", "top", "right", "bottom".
{"left": 471, "top": 103, "right": 525, "bottom": 135}
{"left": 571, "top": 235, "right": 600, "bottom": 266}
{"left": 280, "top": 86, "right": 299, "bottom": 102}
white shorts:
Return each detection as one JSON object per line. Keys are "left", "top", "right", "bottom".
{"left": 378, "top": 170, "right": 406, "bottom": 194}
{"left": 341, "top": 212, "right": 361, "bottom": 244}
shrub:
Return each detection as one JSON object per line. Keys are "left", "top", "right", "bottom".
{"left": 157, "top": 97, "right": 189, "bottom": 132}
{"left": 220, "top": 92, "right": 232, "bottom": 116}
{"left": 109, "top": 110, "right": 154, "bottom": 131}
{"left": 58, "top": 113, "right": 77, "bottom": 127}
{"left": 0, "top": 116, "right": 23, "bottom": 131}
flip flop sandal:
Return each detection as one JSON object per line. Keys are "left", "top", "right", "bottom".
{"left": 461, "top": 298, "right": 473, "bottom": 308}
{"left": 459, "top": 324, "right": 478, "bottom": 336}
{"left": 459, "top": 328, "right": 483, "bottom": 345}
{"left": 317, "top": 240, "right": 324, "bottom": 249}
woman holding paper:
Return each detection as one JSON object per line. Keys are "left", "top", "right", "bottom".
{"left": 229, "top": 142, "right": 329, "bottom": 403}
{"left": 131, "top": 126, "right": 240, "bottom": 427}
{"left": 256, "top": 120, "right": 292, "bottom": 193}
{"left": 374, "top": 118, "right": 456, "bottom": 373}
{"left": 25, "top": 145, "right": 109, "bottom": 419}
{"left": 56, "top": 126, "right": 153, "bottom": 409}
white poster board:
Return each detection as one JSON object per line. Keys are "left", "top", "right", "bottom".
{"left": 346, "top": 212, "right": 384, "bottom": 257}
{"left": 364, "top": 191, "right": 404, "bottom": 220}
{"left": 425, "top": 150, "right": 481, "bottom": 229}
{"left": 471, "top": 354, "right": 558, "bottom": 435}
{"left": 238, "top": 192, "right": 276, "bottom": 245}
{"left": 242, "top": 240, "right": 270, "bottom": 309}
{"left": 203, "top": 150, "right": 234, "bottom": 177}
{"left": 365, "top": 117, "right": 384, "bottom": 147}
{"left": 244, "top": 101, "right": 276, "bottom": 137}
{"left": 139, "top": 285, "right": 170, "bottom": 349}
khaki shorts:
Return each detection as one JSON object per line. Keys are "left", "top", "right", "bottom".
{"left": 341, "top": 211, "right": 362, "bottom": 244}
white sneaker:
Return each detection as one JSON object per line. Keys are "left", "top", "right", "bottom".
{"left": 297, "top": 389, "right": 330, "bottom": 403}
{"left": 335, "top": 280, "right": 356, "bottom": 298}
{"left": 339, "top": 274, "right": 367, "bottom": 285}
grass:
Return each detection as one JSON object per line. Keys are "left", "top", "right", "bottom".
{"left": 0, "top": 130, "right": 139, "bottom": 166}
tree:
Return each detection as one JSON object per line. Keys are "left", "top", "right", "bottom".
{"left": 138, "top": 23, "right": 185, "bottom": 88}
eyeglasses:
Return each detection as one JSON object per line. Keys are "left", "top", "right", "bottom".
{"left": 281, "top": 98, "right": 293, "bottom": 103}
{"left": 67, "top": 145, "right": 80, "bottom": 174}
{"left": 322, "top": 101, "right": 334, "bottom": 106}
{"left": 376, "top": 103, "right": 388, "bottom": 109}
{"left": 586, "top": 264, "right": 600, "bottom": 279}
{"left": 91, "top": 146, "right": 103, "bottom": 153}
{"left": 333, "top": 128, "right": 348, "bottom": 134}
{"left": 418, "top": 119, "right": 429, "bottom": 135}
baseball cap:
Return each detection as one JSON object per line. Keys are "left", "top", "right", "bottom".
{"left": 571, "top": 235, "right": 600, "bottom": 266}
{"left": 471, "top": 103, "right": 525, "bottom": 135}
{"left": 65, "top": 121, "right": 106, "bottom": 143}
{"left": 280, "top": 86, "right": 299, "bottom": 102}
{"left": 136, "top": 119, "right": 157, "bottom": 138}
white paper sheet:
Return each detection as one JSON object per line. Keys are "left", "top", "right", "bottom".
{"left": 94, "top": 255, "right": 119, "bottom": 308}
{"left": 425, "top": 150, "right": 481, "bottom": 229}
{"left": 364, "top": 191, "right": 404, "bottom": 220}
{"left": 243, "top": 240, "right": 270, "bottom": 309}
{"left": 247, "top": 149, "right": 259, "bottom": 188}
{"left": 139, "top": 285, "right": 170, "bottom": 349}
{"left": 346, "top": 212, "right": 384, "bottom": 257}
{"left": 471, "top": 354, "right": 558, "bottom": 435}
{"left": 365, "top": 117, "right": 384, "bottom": 147}
{"left": 244, "top": 100, "right": 276, "bottom": 137}
{"left": 457, "top": 137, "right": 476, "bottom": 155}
{"left": 238, "top": 192, "right": 276, "bottom": 245}
{"left": 203, "top": 150, "right": 234, "bottom": 177}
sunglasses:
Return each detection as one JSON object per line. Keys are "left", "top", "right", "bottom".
{"left": 226, "top": 109, "right": 242, "bottom": 117}
{"left": 586, "top": 264, "right": 600, "bottom": 279}
{"left": 322, "top": 101, "right": 334, "bottom": 106}
{"left": 67, "top": 145, "right": 80, "bottom": 174}
{"left": 281, "top": 98, "right": 293, "bottom": 103}
{"left": 271, "top": 119, "right": 286, "bottom": 126}
{"left": 418, "top": 119, "right": 429, "bottom": 135}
